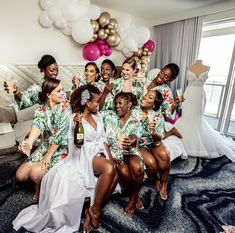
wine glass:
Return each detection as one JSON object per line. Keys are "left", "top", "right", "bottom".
{"left": 21, "top": 140, "right": 31, "bottom": 157}
{"left": 118, "top": 131, "right": 129, "bottom": 154}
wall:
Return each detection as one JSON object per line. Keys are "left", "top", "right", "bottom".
{"left": 0, "top": 0, "right": 153, "bottom": 66}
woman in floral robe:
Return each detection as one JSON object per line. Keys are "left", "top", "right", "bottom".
{"left": 100, "top": 58, "right": 144, "bottom": 111}
{"left": 3, "top": 54, "right": 59, "bottom": 111}
{"left": 103, "top": 92, "right": 144, "bottom": 216}
{"left": 15, "top": 78, "right": 71, "bottom": 200}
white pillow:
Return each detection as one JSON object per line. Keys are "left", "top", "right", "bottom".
{"left": 16, "top": 104, "right": 39, "bottom": 122}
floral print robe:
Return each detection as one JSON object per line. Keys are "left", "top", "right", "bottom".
{"left": 102, "top": 110, "right": 143, "bottom": 160}
{"left": 13, "top": 80, "right": 43, "bottom": 111}
{"left": 138, "top": 109, "right": 165, "bottom": 148}
{"left": 28, "top": 100, "right": 71, "bottom": 169}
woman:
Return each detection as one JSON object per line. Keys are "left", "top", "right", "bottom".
{"left": 98, "top": 59, "right": 118, "bottom": 111}
{"left": 4, "top": 54, "right": 59, "bottom": 111}
{"left": 100, "top": 58, "right": 144, "bottom": 111}
{"left": 103, "top": 92, "right": 144, "bottom": 216}
{"left": 138, "top": 90, "right": 187, "bottom": 200}
{"left": 147, "top": 63, "right": 184, "bottom": 138}
{"left": 72, "top": 62, "right": 101, "bottom": 92}
{"left": 15, "top": 78, "right": 70, "bottom": 200}
{"left": 13, "top": 84, "right": 118, "bottom": 233}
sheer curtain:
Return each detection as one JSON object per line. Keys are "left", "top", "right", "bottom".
{"left": 152, "top": 16, "right": 203, "bottom": 93}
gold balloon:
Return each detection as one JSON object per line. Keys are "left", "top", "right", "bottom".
{"left": 106, "top": 32, "right": 121, "bottom": 47}
{"left": 90, "top": 20, "right": 99, "bottom": 33}
{"left": 134, "top": 48, "right": 143, "bottom": 57}
{"left": 147, "top": 51, "right": 152, "bottom": 56}
{"left": 109, "top": 18, "right": 118, "bottom": 30}
{"left": 143, "top": 51, "right": 147, "bottom": 56}
{"left": 143, "top": 48, "right": 148, "bottom": 52}
{"left": 107, "top": 24, "right": 113, "bottom": 29}
{"left": 98, "top": 28, "right": 108, "bottom": 39}
{"left": 98, "top": 12, "right": 111, "bottom": 27}
{"left": 109, "top": 29, "right": 116, "bottom": 35}
{"left": 90, "top": 33, "right": 98, "bottom": 42}
{"left": 104, "top": 28, "right": 110, "bottom": 34}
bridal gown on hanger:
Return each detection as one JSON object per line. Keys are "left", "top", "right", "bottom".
{"left": 174, "top": 70, "right": 235, "bottom": 161}
{"left": 13, "top": 113, "right": 109, "bottom": 233}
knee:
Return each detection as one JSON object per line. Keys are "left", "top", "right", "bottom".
{"left": 158, "top": 150, "right": 170, "bottom": 163}
{"left": 131, "top": 162, "right": 144, "bottom": 179}
{"left": 145, "top": 158, "right": 157, "bottom": 173}
{"left": 15, "top": 170, "right": 28, "bottom": 182}
{"left": 29, "top": 168, "right": 44, "bottom": 182}
{"left": 104, "top": 162, "right": 117, "bottom": 176}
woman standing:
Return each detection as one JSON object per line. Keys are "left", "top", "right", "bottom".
{"left": 13, "top": 84, "right": 118, "bottom": 233}
{"left": 103, "top": 92, "right": 145, "bottom": 216}
{"left": 15, "top": 78, "right": 70, "bottom": 200}
{"left": 4, "top": 54, "right": 59, "bottom": 111}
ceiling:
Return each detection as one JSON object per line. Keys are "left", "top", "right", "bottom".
{"left": 90, "top": 0, "right": 235, "bottom": 25}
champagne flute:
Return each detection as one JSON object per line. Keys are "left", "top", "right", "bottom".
{"left": 118, "top": 131, "right": 129, "bottom": 154}
{"left": 148, "top": 110, "right": 155, "bottom": 134}
{"left": 21, "top": 140, "right": 31, "bottom": 157}
{"left": 176, "top": 88, "right": 183, "bottom": 116}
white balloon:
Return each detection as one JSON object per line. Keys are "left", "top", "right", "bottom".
{"left": 122, "top": 49, "right": 134, "bottom": 58}
{"left": 124, "top": 38, "right": 137, "bottom": 51}
{"left": 62, "top": 26, "right": 72, "bottom": 36}
{"left": 135, "top": 27, "right": 150, "bottom": 46}
{"left": 115, "top": 41, "right": 124, "bottom": 51}
{"left": 40, "top": 0, "right": 55, "bottom": 10}
{"left": 47, "top": 6, "right": 62, "bottom": 22}
{"left": 88, "top": 5, "right": 101, "bottom": 20}
{"left": 39, "top": 11, "right": 53, "bottom": 28}
{"left": 62, "top": 1, "right": 81, "bottom": 22}
{"left": 71, "top": 20, "right": 93, "bottom": 44}
{"left": 54, "top": 17, "right": 67, "bottom": 29}
{"left": 78, "top": 0, "right": 90, "bottom": 8}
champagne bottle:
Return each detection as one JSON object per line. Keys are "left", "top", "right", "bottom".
{"left": 74, "top": 121, "right": 84, "bottom": 147}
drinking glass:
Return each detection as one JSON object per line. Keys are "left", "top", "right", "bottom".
{"left": 148, "top": 111, "right": 155, "bottom": 134}
{"left": 176, "top": 88, "right": 183, "bottom": 117}
{"left": 118, "top": 131, "right": 129, "bottom": 154}
{"left": 21, "top": 140, "right": 31, "bottom": 157}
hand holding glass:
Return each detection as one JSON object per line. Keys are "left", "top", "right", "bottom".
{"left": 118, "top": 132, "right": 129, "bottom": 154}
{"left": 20, "top": 140, "right": 31, "bottom": 157}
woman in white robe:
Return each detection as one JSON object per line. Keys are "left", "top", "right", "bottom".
{"left": 13, "top": 84, "right": 118, "bottom": 233}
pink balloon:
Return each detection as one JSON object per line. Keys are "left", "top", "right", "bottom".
{"left": 82, "top": 43, "right": 101, "bottom": 61}
{"left": 143, "top": 40, "right": 155, "bottom": 52}
{"left": 95, "top": 39, "right": 106, "bottom": 46}
{"left": 104, "top": 45, "right": 108, "bottom": 49}
{"left": 104, "top": 47, "right": 112, "bottom": 56}
{"left": 99, "top": 45, "right": 105, "bottom": 50}
{"left": 100, "top": 49, "right": 106, "bottom": 55}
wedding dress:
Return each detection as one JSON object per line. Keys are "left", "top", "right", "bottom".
{"left": 13, "top": 113, "right": 109, "bottom": 233}
{"left": 174, "top": 70, "right": 235, "bottom": 161}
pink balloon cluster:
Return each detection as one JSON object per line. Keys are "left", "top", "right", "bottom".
{"left": 82, "top": 39, "right": 112, "bottom": 61}
{"left": 142, "top": 40, "right": 155, "bottom": 52}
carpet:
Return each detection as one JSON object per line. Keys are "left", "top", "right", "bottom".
{"left": 0, "top": 152, "right": 235, "bottom": 233}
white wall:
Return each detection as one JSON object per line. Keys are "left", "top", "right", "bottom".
{"left": 0, "top": 0, "right": 153, "bottom": 66}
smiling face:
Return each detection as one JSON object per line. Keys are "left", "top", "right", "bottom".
{"left": 115, "top": 96, "right": 132, "bottom": 117}
{"left": 101, "top": 63, "right": 115, "bottom": 82}
{"left": 87, "top": 93, "right": 100, "bottom": 114}
{"left": 155, "top": 67, "right": 173, "bottom": 84}
{"left": 140, "top": 91, "right": 156, "bottom": 109}
{"left": 121, "top": 63, "right": 135, "bottom": 80}
{"left": 85, "top": 64, "right": 98, "bottom": 84}
{"left": 47, "top": 83, "right": 64, "bottom": 104}
{"left": 44, "top": 63, "right": 59, "bottom": 79}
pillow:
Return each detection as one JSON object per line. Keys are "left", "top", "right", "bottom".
{"left": 16, "top": 104, "right": 39, "bottom": 122}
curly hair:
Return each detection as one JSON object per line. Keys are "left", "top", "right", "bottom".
{"left": 38, "top": 78, "right": 60, "bottom": 103}
{"left": 70, "top": 84, "right": 100, "bottom": 113}
{"left": 114, "top": 92, "right": 138, "bottom": 110}
{"left": 163, "top": 63, "right": 180, "bottom": 81}
{"left": 85, "top": 62, "right": 101, "bottom": 82}
{"left": 152, "top": 90, "right": 164, "bottom": 111}
{"left": 38, "top": 54, "right": 57, "bottom": 72}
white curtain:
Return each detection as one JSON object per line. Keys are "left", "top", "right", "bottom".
{"left": 152, "top": 16, "right": 203, "bottom": 93}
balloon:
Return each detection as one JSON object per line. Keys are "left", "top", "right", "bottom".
{"left": 109, "top": 18, "right": 118, "bottom": 30}
{"left": 134, "top": 48, "right": 143, "bottom": 57}
{"left": 72, "top": 20, "right": 93, "bottom": 44}
{"left": 106, "top": 32, "right": 121, "bottom": 47}
{"left": 39, "top": 11, "right": 53, "bottom": 28}
{"left": 109, "top": 29, "right": 116, "bottom": 35}
{"left": 104, "top": 28, "right": 110, "bottom": 34}
{"left": 47, "top": 5, "right": 62, "bottom": 22}
{"left": 135, "top": 27, "right": 150, "bottom": 47}
{"left": 40, "top": 0, "right": 55, "bottom": 10}
{"left": 104, "top": 47, "right": 112, "bottom": 56}
{"left": 62, "top": 26, "right": 72, "bottom": 36}
{"left": 98, "top": 12, "right": 111, "bottom": 27}
{"left": 82, "top": 43, "right": 101, "bottom": 61}
{"left": 90, "top": 20, "right": 99, "bottom": 33}
{"left": 98, "top": 28, "right": 108, "bottom": 39}
{"left": 90, "top": 33, "right": 98, "bottom": 42}
{"left": 55, "top": 17, "right": 67, "bottom": 29}
{"left": 78, "top": 0, "right": 90, "bottom": 8}
{"left": 88, "top": 5, "right": 101, "bottom": 20}
{"left": 95, "top": 39, "right": 105, "bottom": 46}
{"left": 62, "top": 1, "right": 81, "bottom": 22}
{"left": 143, "top": 40, "right": 155, "bottom": 52}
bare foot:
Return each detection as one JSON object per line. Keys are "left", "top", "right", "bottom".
{"left": 159, "top": 182, "right": 168, "bottom": 200}
{"left": 171, "top": 127, "right": 182, "bottom": 139}
{"left": 135, "top": 197, "right": 144, "bottom": 210}
{"left": 124, "top": 199, "right": 136, "bottom": 216}
{"left": 155, "top": 179, "right": 161, "bottom": 192}
{"left": 88, "top": 207, "right": 100, "bottom": 229}
{"left": 83, "top": 209, "right": 92, "bottom": 233}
